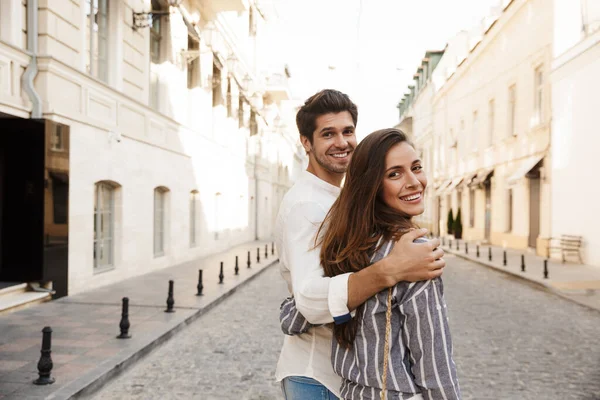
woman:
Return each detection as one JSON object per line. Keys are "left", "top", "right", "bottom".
{"left": 280, "top": 128, "right": 460, "bottom": 400}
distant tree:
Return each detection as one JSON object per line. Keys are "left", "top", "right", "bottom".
{"left": 453, "top": 208, "right": 463, "bottom": 239}
{"left": 447, "top": 209, "right": 454, "bottom": 235}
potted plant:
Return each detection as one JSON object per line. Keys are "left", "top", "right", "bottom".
{"left": 453, "top": 208, "right": 463, "bottom": 239}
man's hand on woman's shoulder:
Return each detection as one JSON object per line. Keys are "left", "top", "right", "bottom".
{"left": 379, "top": 228, "right": 445, "bottom": 285}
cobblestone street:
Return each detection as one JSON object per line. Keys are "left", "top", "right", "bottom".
{"left": 92, "top": 255, "right": 600, "bottom": 400}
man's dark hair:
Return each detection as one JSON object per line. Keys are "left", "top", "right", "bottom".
{"left": 296, "top": 89, "right": 358, "bottom": 144}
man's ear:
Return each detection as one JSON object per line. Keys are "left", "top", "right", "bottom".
{"left": 300, "top": 135, "right": 312, "bottom": 155}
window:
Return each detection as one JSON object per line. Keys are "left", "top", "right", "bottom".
{"left": 85, "top": 0, "right": 109, "bottom": 82}
{"left": 226, "top": 78, "right": 232, "bottom": 118}
{"left": 150, "top": 0, "right": 163, "bottom": 64}
{"left": 238, "top": 96, "right": 245, "bottom": 128}
{"left": 154, "top": 187, "right": 168, "bottom": 256}
{"left": 488, "top": 99, "right": 495, "bottom": 147}
{"left": 250, "top": 110, "right": 258, "bottom": 136}
{"left": 190, "top": 190, "right": 199, "bottom": 246}
{"left": 533, "top": 66, "right": 543, "bottom": 125}
{"left": 469, "top": 188, "right": 475, "bottom": 228}
{"left": 187, "top": 37, "right": 200, "bottom": 89}
{"left": 51, "top": 174, "right": 69, "bottom": 225}
{"left": 212, "top": 61, "right": 223, "bottom": 107}
{"left": 471, "top": 111, "right": 478, "bottom": 152}
{"left": 508, "top": 84, "right": 516, "bottom": 136}
{"left": 94, "top": 182, "right": 115, "bottom": 269}
{"left": 507, "top": 189, "right": 513, "bottom": 232}
{"left": 249, "top": 6, "right": 257, "bottom": 36}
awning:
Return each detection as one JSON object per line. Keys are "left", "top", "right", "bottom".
{"left": 507, "top": 154, "right": 544, "bottom": 185}
{"left": 443, "top": 176, "right": 464, "bottom": 195}
{"left": 176, "top": 4, "right": 201, "bottom": 42}
{"left": 435, "top": 179, "right": 452, "bottom": 196}
{"left": 468, "top": 168, "right": 494, "bottom": 187}
{"left": 462, "top": 171, "right": 478, "bottom": 187}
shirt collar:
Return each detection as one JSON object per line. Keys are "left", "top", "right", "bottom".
{"left": 301, "top": 170, "right": 341, "bottom": 196}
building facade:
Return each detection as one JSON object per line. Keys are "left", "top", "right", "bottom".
{"left": 550, "top": 0, "right": 600, "bottom": 266}
{"left": 0, "top": 0, "right": 305, "bottom": 297}
{"left": 398, "top": 0, "right": 553, "bottom": 255}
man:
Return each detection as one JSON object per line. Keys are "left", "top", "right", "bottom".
{"left": 275, "top": 90, "right": 445, "bottom": 399}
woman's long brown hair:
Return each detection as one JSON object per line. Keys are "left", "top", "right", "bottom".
{"left": 316, "top": 128, "right": 417, "bottom": 348}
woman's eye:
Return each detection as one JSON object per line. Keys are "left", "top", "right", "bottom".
{"left": 389, "top": 171, "right": 400, "bottom": 178}
{"left": 413, "top": 165, "right": 423, "bottom": 172}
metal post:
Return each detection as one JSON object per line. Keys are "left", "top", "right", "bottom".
{"left": 247, "top": 251, "right": 251, "bottom": 268}
{"left": 257, "top": 247, "right": 260, "bottom": 263}
{"left": 521, "top": 254, "right": 525, "bottom": 272}
{"left": 503, "top": 251, "right": 507, "bottom": 266}
{"left": 117, "top": 297, "right": 131, "bottom": 339}
{"left": 196, "top": 270, "right": 203, "bottom": 296}
{"left": 33, "top": 327, "right": 55, "bottom": 385}
{"left": 488, "top": 247, "right": 492, "bottom": 261}
{"left": 265, "top": 244, "right": 268, "bottom": 259}
{"left": 272, "top": 242, "right": 275, "bottom": 255}
{"left": 219, "top": 262, "right": 224, "bottom": 284}
{"left": 544, "top": 259, "right": 549, "bottom": 279}
{"left": 465, "top": 242, "right": 469, "bottom": 254}
{"left": 235, "top": 256, "right": 239, "bottom": 275}
{"left": 165, "top": 280, "right": 175, "bottom": 313}
{"left": 456, "top": 240, "right": 459, "bottom": 251}
{"left": 442, "top": 237, "right": 446, "bottom": 246}
{"left": 476, "top": 245, "right": 480, "bottom": 258}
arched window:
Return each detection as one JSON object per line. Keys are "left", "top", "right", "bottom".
{"left": 94, "top": 181, "right": 119, "bottom": 269}
{"left": 154, "top": 186, "right": 169, "bottom": 256}
{"left": 190, "top": 190, "right": 200, "bottom": 246}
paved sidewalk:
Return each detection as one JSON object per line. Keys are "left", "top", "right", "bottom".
{"left": 0, "top": 240, "right": 279, "bottom": 400}
{"left": 441, "top": 238, "right": 600, "bottom": 312}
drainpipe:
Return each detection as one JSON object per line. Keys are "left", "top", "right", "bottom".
{"left": 254, "top": 150, "right": 259, "bottom": 241}
{"left": 22, "top": 0, "right": 42, "bottom": 119}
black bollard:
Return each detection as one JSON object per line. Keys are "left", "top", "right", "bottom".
{"left": 257, "top": 247, "right": 260, "bottom": 263}
{"left": 488, "top": 247, "right": 492, "bottom": 261}
{"left": 442, "top": 237, "right": 446, "bottom": 246}
{"left": 117, "top": 297, "right": 132, "bottom": 339}
{"left": 265, "top": 244, "right": 268, "bottom": 259}
{"left": 235, "top": 256, "right": 239, "bottom": 275}
{"left": 465, "top": 243, "right": 469, "bottom": 254}
{"left": 503, "top": 250, "right": 507, "bottom": 266}
{"left": 521, "top": 255, "right": 526, "bottom": 272}
{"left": 543, "top": 259, "right": 549, "bottom": 279}
{"left": 456, "top": 240, "right": 459, "bottom": 251}
{"left": 196, "top": 270, "right": 204, "bottom": 295}
{"left": 272, "top": 242, "right": 275, "bottom": 255}
{"left": 219, "top": 262, "right": 224, "bottom": 284}
{"left": 476, "top": 245, "right": 480, "bottom": 258}
{"left": 33, "top": 327, "right": 55, "bottom": 385}
{"left": 449, "top": 239, "right": 452, "bottom": 248}
{"left": 165, "top": 280, "right": 175, "bottom": 313}
{"left": 247, "top": 251, "right": 251, "bottom": 268}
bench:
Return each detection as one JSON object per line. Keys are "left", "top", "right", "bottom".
{"left": 547, "top": 235, "right": 583, "bottom": 263}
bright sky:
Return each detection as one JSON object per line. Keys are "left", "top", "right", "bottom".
{"left": 264, "top": 0, "right": 501, "bottom": 139}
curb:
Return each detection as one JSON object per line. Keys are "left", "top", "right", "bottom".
{"left": 445, "top": 247, "right": 600, "bottom": 313}
{"left": 58, "top": 258, "right": 279, "bottom": 400}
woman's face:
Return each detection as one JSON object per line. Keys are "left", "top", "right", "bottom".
{"left": 380, "top": 142, "right": 427, "bottom": 217}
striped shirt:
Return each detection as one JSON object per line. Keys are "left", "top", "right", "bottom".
{"left": 280, "top": 239, "right": 461, "bottom": 400}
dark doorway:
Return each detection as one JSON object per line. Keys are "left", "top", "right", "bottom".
{"left": 528, "top": 167, "right": 542, "bottom": 248}
{"left": 484, "top": 183, "right": 492, "bottom": 242}
{"left": 0, "top": 118, "right": 70, "bottom": 297}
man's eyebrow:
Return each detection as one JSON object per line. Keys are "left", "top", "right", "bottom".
{"left": 319, "top": 125, "right": 355, "bottom": 134}
{"left": 412, "top": 159, "right": 422, "bottom": 164}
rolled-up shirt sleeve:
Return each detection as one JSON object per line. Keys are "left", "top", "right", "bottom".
{"left": 283, "top": 201, "right": 352, "bottom": 325}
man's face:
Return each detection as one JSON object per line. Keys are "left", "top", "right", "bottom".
{"left": 301, "top": 111, "right": 357, "bottom": 177}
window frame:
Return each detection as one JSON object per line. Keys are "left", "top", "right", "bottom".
{"left": 508, "top": 84, "right": 517, "bottom": 137}
{"left": 86, "top": 0, "right": 110, "bottom": 82}
{"left": 154, "top": 187, "right": 168, "bottom": 257}
{"left": 94, "top": 182, "right": 115, "bottom": 271}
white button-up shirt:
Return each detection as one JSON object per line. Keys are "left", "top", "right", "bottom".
{"left": 275, "top": 170, "right": 352, "bottom": 396}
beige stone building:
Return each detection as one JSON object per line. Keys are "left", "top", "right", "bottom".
{"left": 550, "top": 0, "right": 600, "bottom": 266}
{"left": 0, "top": 0, "right": 305, "bottom": 297}
{"left": 399, "top": 0, "right": 553, "bottom": 256}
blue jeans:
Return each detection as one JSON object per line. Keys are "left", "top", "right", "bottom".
{"left": 281, "top": 376, "right": 339, "bottom": 400}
